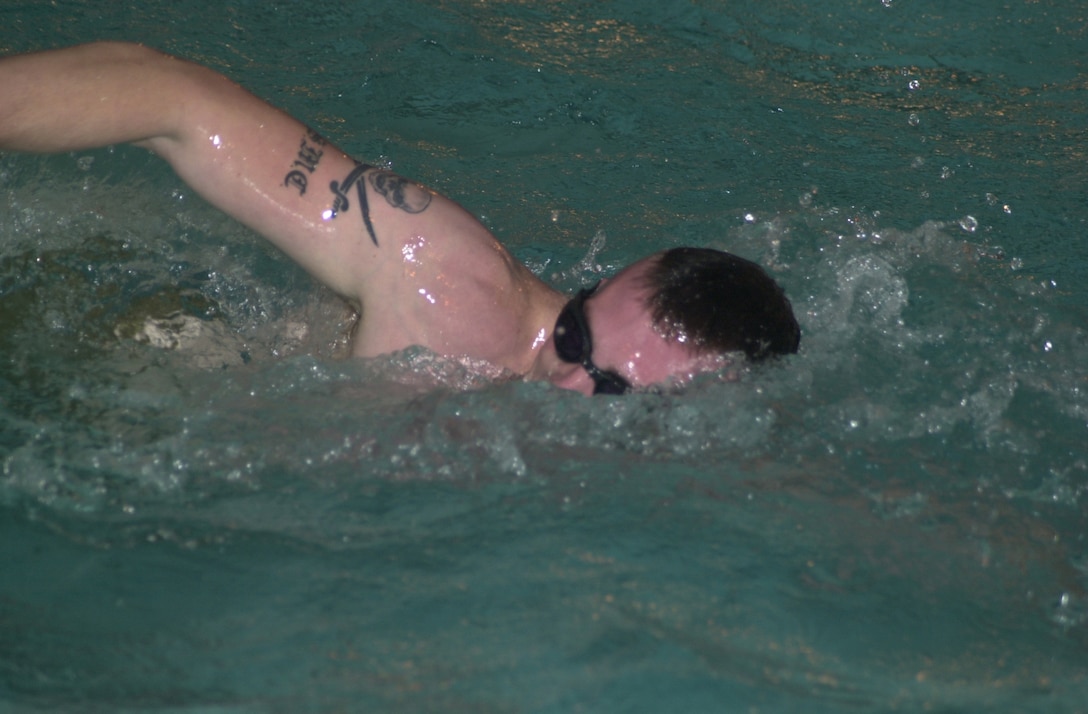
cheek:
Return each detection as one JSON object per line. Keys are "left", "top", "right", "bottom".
{"left": 619, "top": 351, "right": 650, "bottom": 383}
{"left": 617, "top": 337, "right": 677, "bottom": 384}
{"left": 624, "top": 341, "right": 709, "bottom": 387}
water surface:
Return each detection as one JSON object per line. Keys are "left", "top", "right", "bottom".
{"left": 2, "top": 1, "right": 1086, "bottom": 711}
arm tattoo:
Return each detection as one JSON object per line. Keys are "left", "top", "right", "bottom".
{"left": 329, "top": 163, "right": 380, "bottom": 246}
{"left": 369, "top": 172, "right": 432, "bottom": 214}
{"left": 326, "top": 164, "right": 434, "bottom": 247}
{"left": 280, "top": 128, "right": 433, "bottom": 248}
{"left": 283, "top": 129, "right": 327, "bottom": 195}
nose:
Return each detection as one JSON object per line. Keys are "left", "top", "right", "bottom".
{"left": 547, "top": 361, "right": 594, "bottom": 396}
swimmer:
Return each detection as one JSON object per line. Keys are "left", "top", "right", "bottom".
{"left": 0, "top": 42, "right": 799, "bottom": 394}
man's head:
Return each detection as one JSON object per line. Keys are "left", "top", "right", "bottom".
{"left": 532, "top": 247, "right": 800, "bottom": 395}
{"left": 643, "top": 247, "right": 801, "bottom": 362}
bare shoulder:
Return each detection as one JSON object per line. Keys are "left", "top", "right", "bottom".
{"left": 347, "top": 168, "right": 556, "bottom": 368}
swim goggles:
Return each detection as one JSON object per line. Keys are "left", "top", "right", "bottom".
{"left": 553, "top": 282, "right": 632, "bottom": 395}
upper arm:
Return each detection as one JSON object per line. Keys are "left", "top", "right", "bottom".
{"left": 138, "top": 49, "right": 504, "bottom": 312}
{"left": 137, "top": 55, "right": 393, "bottom": 299}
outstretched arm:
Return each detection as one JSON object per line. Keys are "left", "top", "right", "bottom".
{"left": 0, "top": 42, "right": 454, "bottom": 302}
{"left": 0, "top": 42, "right": 553, "bottom": 368}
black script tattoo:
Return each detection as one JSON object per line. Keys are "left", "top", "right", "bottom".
{"left": 328, "top": 163, "right": 380, "bottom": 246}
{"left": 282, "top": 129, "right": 327, "bottom": 196}
{"left": 369, "top": 172, "right": 432, "bottom": 214}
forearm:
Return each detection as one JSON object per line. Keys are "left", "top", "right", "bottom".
{"left": 0, "top": 42, "right": 185, "bottom": 153}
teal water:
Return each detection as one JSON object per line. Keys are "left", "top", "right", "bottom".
{"left": 2, "top": 1, "right": 1087, "bottom": 712}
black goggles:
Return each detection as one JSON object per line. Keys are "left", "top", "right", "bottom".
{"left": 553, "top": 282, "right": 632, "bottom": 395}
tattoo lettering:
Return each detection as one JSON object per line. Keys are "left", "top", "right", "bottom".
{"left": 284, "top": 171, "right": 308, "bottom": 194}
{"left": 329, "top": 163, "right": 380, "bottom": 246}
{"left": 282, "top": 129, "right": 327, "bottom": 196}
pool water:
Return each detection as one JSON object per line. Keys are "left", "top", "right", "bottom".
{"left": 2, "top": 1, "right": 1086, "bottom": 711}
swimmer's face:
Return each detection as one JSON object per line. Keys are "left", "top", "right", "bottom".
{"left": 550, "top": 282, "right": 632, "bottom": 395}
{"left": 530, "top": 260, "right": 726, "bottom": 395}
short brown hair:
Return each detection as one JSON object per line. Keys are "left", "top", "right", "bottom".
{"left": 644, "top": 248, "right": 800, "bottom": 361}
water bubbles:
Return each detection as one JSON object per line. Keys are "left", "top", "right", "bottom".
{"left": 881, "top": 0, "right": 893, "bottom": 6}
{"left": 910, "top": 156, "right": 926, "bottom": 169}
{"left": 1051, "top": 591, "right": 1088, "bottom": 629}
{"left": 907, "top": 112, "right": 921, "bottom": 127}
{"left": 985, "top": 192, "right": 1013, "bottom": 214}
{"left": 940, "top": 166, "right": 954, "bottom": 180}
{"left": 958, "top": 215, "right": 978, "bottom": 233}
{"left": 908, "top": 78, "right": 921, "bottom": 91}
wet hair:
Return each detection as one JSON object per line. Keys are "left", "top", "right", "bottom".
{"left": 644, "top": 247, "right": 800, "bottom": 361}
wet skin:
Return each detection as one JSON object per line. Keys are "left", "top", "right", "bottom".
{"left": 0, "top": 42, "right": 725, "bottom": 394}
